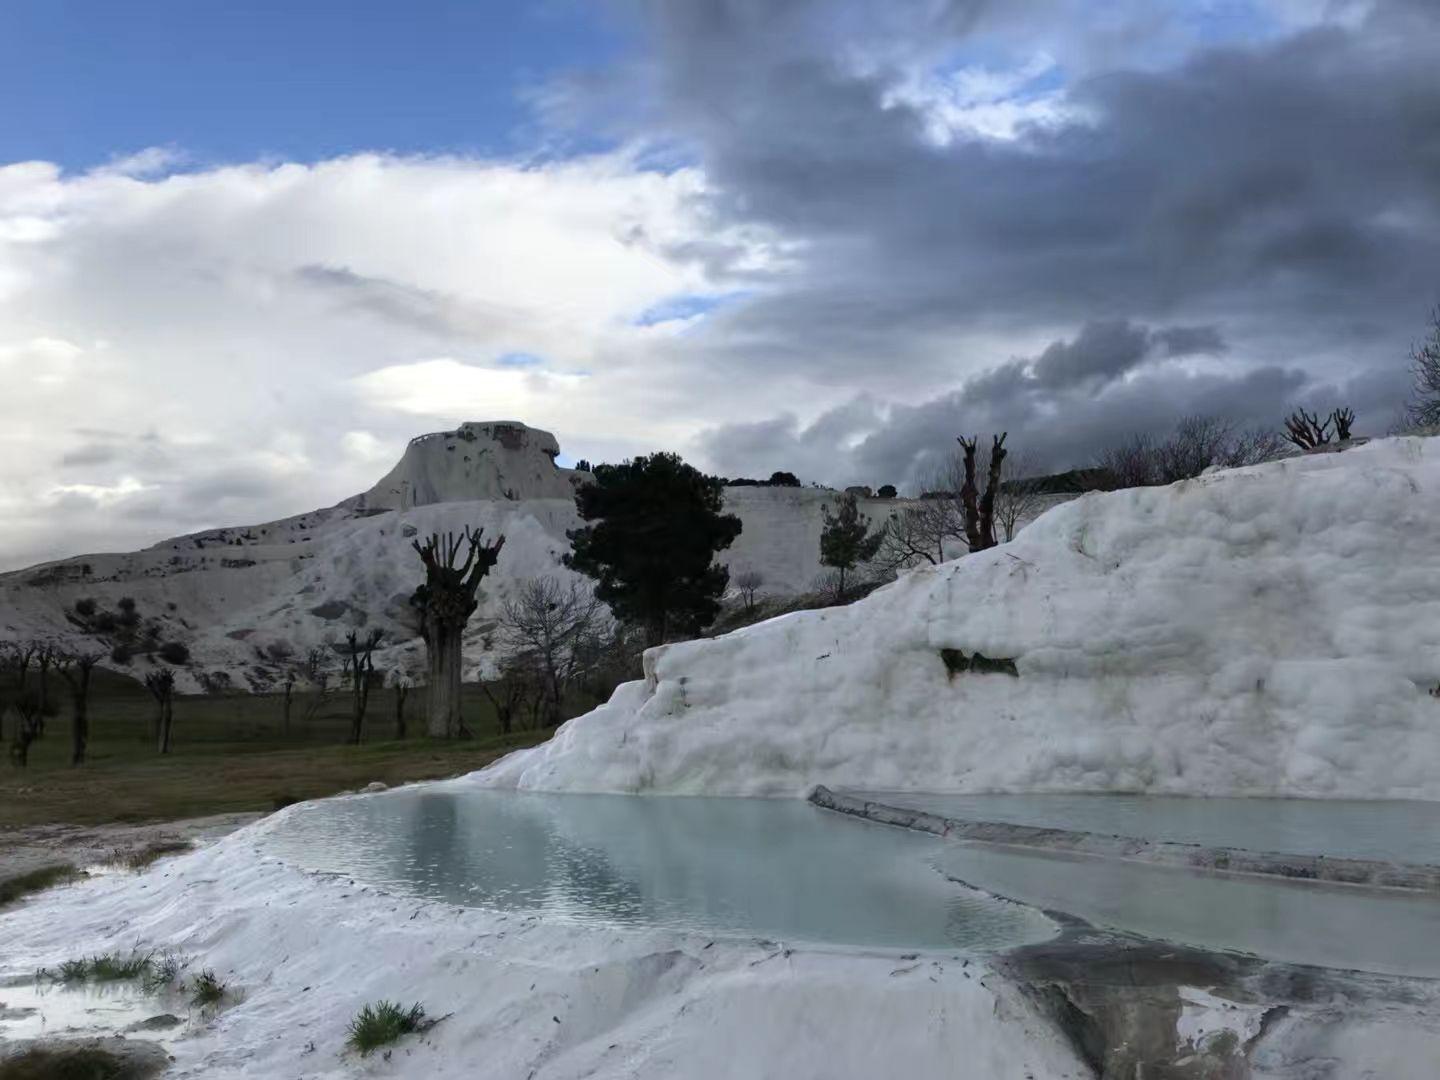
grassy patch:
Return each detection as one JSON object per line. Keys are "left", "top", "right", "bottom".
{"left": 346, "top": 1000, "right": 428, "bottom": 1056}
{"left": 54, "top": 952, "right": 157, "bottom": 984}
{"left": 0, "top": 864, "right": 82, "bottom": 908}
{"left": 2, "top": 669, "right": 553, "bottom": 827}
{"left": 106, "top": 840, "right": 193, "bottom": 872}
{"left": 189, "top": 969, "right": 226, "bottom": 1007}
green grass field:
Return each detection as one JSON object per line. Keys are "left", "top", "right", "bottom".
{"left": 2, "top": 669, "right": 553, "bottom": 826}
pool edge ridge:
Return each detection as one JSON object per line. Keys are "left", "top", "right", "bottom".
{"left": 806, "top": 785, "right": 1440, "bottom": 894}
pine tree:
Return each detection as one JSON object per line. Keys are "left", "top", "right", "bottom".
{"left": 565, "top": 453, "right": 742, "bottom": 646}
{"left": 819, "top": 493, "right": 884, "bottom": 601}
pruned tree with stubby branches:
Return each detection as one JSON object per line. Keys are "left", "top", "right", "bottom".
{"left": 410, "top": 527, "right": 506, "bottom": 738}
{"left": 1284, "top": 408, "right": 1333, "bottom": 450}
{"left": 957, "top": 433, "right": 1007, "bottom": 552}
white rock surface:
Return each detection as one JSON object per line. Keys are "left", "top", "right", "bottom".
{"left": 0, "top": 809, "right": 1086, "bottom": 1079}
{"left": 481, "top": 435, "right": 1440, "bottom": 799}
{"left": 346, "top": 420, "right": 581, "bottom": 509}
{"left": 0, "top": 421, "right": 914, "bottom": 691}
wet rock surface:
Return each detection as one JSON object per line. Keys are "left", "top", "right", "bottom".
{"left": 810, "top": 786, "right": 1440, "bottom": 891}
{"left": 998, "top": 929, "right": 1440, "bottom": 1078}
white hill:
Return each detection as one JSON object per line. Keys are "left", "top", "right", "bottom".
{"left": 0, "top": 421, "right": 911, "bottom": 690}
{"left": 481, "top": 435, "right": 1440, "bottom": 799}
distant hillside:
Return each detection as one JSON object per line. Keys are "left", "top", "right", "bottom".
{"left": 0, "top": 422, "right": 920, "bottom": 692}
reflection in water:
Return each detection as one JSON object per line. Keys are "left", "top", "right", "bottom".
{"left": 0, "top": 979, "right": 181, "bottom": 1042}
{"left": 936, "top": 843, "right": 1440, "bottom": 977}
{"left": 265, "top": 790, "right": 1058, "bottom": 952}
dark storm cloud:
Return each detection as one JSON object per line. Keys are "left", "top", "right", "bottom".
{"left": 1029, "top": 319, "right": 1153, "bottom": 391}
{"left": 1153, "top": 325, "right": 1227, "bottom": 358}
{"left": 701, "top": 318, "right": 1411, "bottom": 489}
{"left": 602, "top": 0, "right": 1438, "bottom": 473}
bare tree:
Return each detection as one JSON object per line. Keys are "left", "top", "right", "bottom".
{"left": 1156, "top": 416, "right": 1239, "bottom": 482}
{"left": 280, "top": 667, "right": 296, "bottom": 736}
{"left": 734, "top": 570, "right": 765, "bottom": 613}
{"left": 2, "top": 644, "right": 42, "bottom": 766}
{"left": 1093, "top": 414, "right": 1290, "bottom": 490}
{"left": 499, "top": 577, "right": 601, "bottom": 728}
{"left": 1094, "top": 432, "right": 1159, "bottom": 489}
{"left": 1284, "top": 408, "right": 1333, "bottom": 450}
{"left": 340, "top": 628, "right": 384, "bottom": 745}
{"left": 145, "top": 668, "right": 176, "bottom": 754}
{"left": 1407, "top": 307, "right": 1440, "bottom": 428}
{"left": 571, "top": 622, "right": 646, "bottom": 706}
{"left": 0, "top": 642, "right": 38, "bottom": 742}
{"left": 480, "top": 650, "right": 542, "bottom": 736}
{"left": 411, "top": 527, "right": 506, "bottom": 738}
{"left": 874, "top": 504, "right": 950, "bottom": 573}
{"left": 57, "top": 652, "right": 101, "bottom": 766}
{"left": 33, "top": 643, "right": 59, "bottom": 738}
{"left": 6, "top": 691, "right": 43, "bottom": 767}
{"left": 300, "top": 646, "right": 333, "bottom": 727}
{"left": 1220, "top": 426, "right": 1288, "bottom": 467}
{"left": 992, "top": 450, "right": 1047, "bottom": 542}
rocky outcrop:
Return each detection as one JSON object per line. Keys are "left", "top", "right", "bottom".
{"left": 346, "top": 421, "right": 582, "bottom": 509}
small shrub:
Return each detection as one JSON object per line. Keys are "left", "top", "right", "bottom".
{"left": 190, "top": 968, "right": 227, "bottom": 1007}
{"left": 88, "top": 952, "right": 157, "bottom": 982}
{"left": 347, "top": 1000, "right": 428, "bottom": 1055}
{"left": 158, "top": 641, "right": 190, "bottom": 664}
{"left": 74, "top": 597, "right": 97, "bottom": 617}
{"left": 144, "top": 953, "right": 183, "bottom": 992}
{"left": 108, "top": 839, "right": 193, "bottom": 872}
{"left": 117, "top": 596, "right": 137, "bottom": 613}
{"left": 0, "top": 864, "right": 82, "bottom": 908}
{"left": 93, "top": 611, "right": 118, "bottom": 633}
{"left": 110, "top": 642, "right": 134, "bottom": 664}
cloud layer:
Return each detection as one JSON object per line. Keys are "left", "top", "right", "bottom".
{"left": 2, "top": 0, "right": 1436, "bottom": 566}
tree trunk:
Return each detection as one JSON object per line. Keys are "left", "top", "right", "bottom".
{"left": 977, "top": 441, "right": 1006, "bottom": 550}
{"left": 425, "top": 623, "right": 464, "bottom": 738}
{"left": 394, "top": 685, "right": 408, "bottom": 740}
{"left": 157, "top": 700, "right": 173, "bottom": 754}
{"left": 71, "top": 671, "right": 90, "bottom": 767}
{"left": 35, "top": 660, "right": 49, "bottom": 738}
{"left": 282, "top": 682, "right": 293, "bottom": 736}
{"left": 349, "top": 674, "right": 366, "bottom": 745}
{"left": 959, "top": 442, "right": 982, "bottom": 551}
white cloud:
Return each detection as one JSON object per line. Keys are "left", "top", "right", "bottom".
{"left": 46, "top": 475, "right": 153, "bottom": 506}
{"left": 353, "top": 359, "right": 590, "bottom": 419}
{"left": 0, "top": 150, "right": 771, "bottom": 569}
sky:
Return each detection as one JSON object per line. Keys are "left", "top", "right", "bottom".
{"left": 1, "top": 0, "right": 1437, "bottom": 569}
